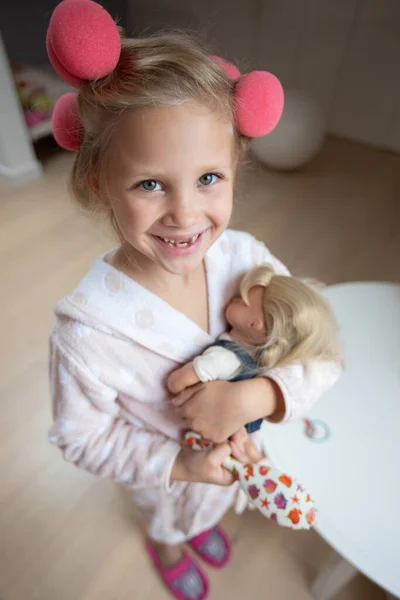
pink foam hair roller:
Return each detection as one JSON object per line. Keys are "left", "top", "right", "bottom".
{"left": 46, "top": 0, "right": 121, "bottom": 88}
{"left": 234, "top": 71, "right": 284, "bottom": 137}
{"left": 210, "top": 55, "right": 241, "bottom": 80}
{"left": 51, "top": 92, "right": 84, "bottom": 151}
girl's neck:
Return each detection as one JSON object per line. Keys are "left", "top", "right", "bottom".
{"left": 109, "top": 242, "right": 210, "bottom": 333}
{"left": 110, "top": 243, "right": 202, "bottom": 293}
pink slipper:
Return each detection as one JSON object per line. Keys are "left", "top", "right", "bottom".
{"left": 145, "top": 540, "right": 209, "bottom": 600}
{"left": 188, "top": 526, "right": 231, "bottom": 568}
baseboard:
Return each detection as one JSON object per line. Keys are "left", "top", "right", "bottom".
{"left": 0, "top": 160, "right": 43, "bottom": 185}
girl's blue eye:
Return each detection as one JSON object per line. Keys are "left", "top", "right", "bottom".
{"left": 138, "top": 180, "right": 162, "bottom": 192}
{"left": 136, "top": 174, "right": 220, "bottom": 191}
{"left": 198, "top": 173, "right": 220, "bottom": 186}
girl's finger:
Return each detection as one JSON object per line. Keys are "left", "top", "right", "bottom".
{"left": 219, "top": 469, "right": 235, "bottom": 486}
{"left": 208, "top": 442, "right": 231, "bottom": 465}
{"left": 176, "top": 406, "right": 190, "bottom": 420}
{"left": 229, "top": 440, "right": 248, "bottom": 463}
{"left": 244, "top": 439, "right": 263, "bottom": 463}
{"left": 172, "top": 389, "right": 192, "bottom": 407}
{"left": 172, "top": 383, "right": 202, "bottom": 406}
{"left": 230, "top": 427, "right": 248, "bottom": 446}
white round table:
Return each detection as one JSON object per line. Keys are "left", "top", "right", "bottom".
{"left": 262, "top": 282, "right": 400, "bottom": 599}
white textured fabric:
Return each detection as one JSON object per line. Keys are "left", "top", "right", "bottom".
{"left": 49, "top": 229, "right": 341, "bottom": 542}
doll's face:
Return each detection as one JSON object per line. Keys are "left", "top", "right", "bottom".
{"left": 225, "top": 286, "right": 266, "bottom": 345}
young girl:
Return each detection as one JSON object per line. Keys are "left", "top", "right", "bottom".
{"left": 47, "top": 2, "right": 341, "bottom": 599}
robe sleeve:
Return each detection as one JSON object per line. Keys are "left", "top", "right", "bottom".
{"left": 251, "top": 237, "right": 342, "bottom": 422}
{"left": 49, "top": 340, "right": 181, "bottom": 492}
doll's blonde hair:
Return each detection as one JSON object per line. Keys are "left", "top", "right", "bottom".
{"left": 240, "top": 265, "right": 341, "bottom": 369}
{"left": 70, "top": 30, "right": 247, "bottom": 231}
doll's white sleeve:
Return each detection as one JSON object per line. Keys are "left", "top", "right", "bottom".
{"left": 193, "top": 346, "right": 242, "bottom": 382}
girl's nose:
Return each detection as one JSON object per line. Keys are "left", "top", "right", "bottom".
{"left": 163, "top": 191, "right": 202, "bottom": 229}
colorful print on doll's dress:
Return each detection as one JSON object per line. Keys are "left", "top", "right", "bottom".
{"left": 243, "top": 468, "right": 316, "bottom": 529}
{"left": 244, "top": 464, "right": 254, "bottom": 480}
{"left": 259, "top": 465, "right": 270, "bottom": 476}
{"left": 288, "top": 508, "right": 302, "bottom": 525}
{"left": 279, "top": 474, "right": 292, "bottom": 487}
{"left": 264, "top": 479, "right": 277, "bottom": 493}
{"left": 274, "top": 492, "right": 287, "bottom": 510}
{"left": 183, "top": 431, "right": 317, "bottom": 530}
{"left": 185, "top": 434, "right": 213, "bottom": 450}
{"left": 306, "top": 506, "right": 317, "bottom": 526}
{"left": 248, "top": 485, "right": 260, "bottom": 500}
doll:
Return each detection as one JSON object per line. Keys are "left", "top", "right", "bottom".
{"left": 168, "top": 264, "right": 340, "bottom": 421}
{"left": 168, "top": 264, "right": 340, "bottom": 529}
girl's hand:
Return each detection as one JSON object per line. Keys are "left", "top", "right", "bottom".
{"left": 171, "top": 443, "right": 234, "bottom": 486}
{"left": 173, "top": 381, "right": 248, "bottom": 443}
{"left": 229, "top": 427, "right": 263, "bottom": 463}
{"left": 172, "top": 378, "right": 281, "bottom": 443}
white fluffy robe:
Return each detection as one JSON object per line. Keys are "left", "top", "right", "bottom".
{"left": 49, "top": 230, "right": 341, "bottom": 542}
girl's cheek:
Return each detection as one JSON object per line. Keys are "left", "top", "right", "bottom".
{"left": 211, "top": 192, "right": 233, "bottom": 219}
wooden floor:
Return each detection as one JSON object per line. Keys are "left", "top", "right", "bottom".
{"left": 1, "top": 136, "right": 398, "bottom": 600}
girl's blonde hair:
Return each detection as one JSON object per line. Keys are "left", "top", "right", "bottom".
{"left": 240, "top": 265, "right": 341, "bottom": 369}
{"left": 71, "top": 30, "right": 247, "bottom": 222}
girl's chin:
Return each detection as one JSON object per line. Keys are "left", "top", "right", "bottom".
{"left": 159, "top": 255, "right": 203, "bottom": 276}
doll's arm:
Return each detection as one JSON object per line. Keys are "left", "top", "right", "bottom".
{"left": 169, "top": 346, "right": 242, "bottom": 395}
{"left": 168, "top": 361, "right": 200, "bottom": 395}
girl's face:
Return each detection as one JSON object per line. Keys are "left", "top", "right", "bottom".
{"left": 106, "top": 103, "right": 236, "bottom": 276}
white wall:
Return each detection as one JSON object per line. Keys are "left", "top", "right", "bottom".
{"left": 327, "top": 0, "right": 400, "bottom": 151}
{"left": 254, "top": 0, "right": 400, "bottom": 152}
{"left": 127, "top": 0, "right": 255, "bottom": 66}
{"left": 127, "top": 0, "right": 400, "bottom": 152}
{"left": 0, "top": 33, "right": 42, "bottom": 184}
